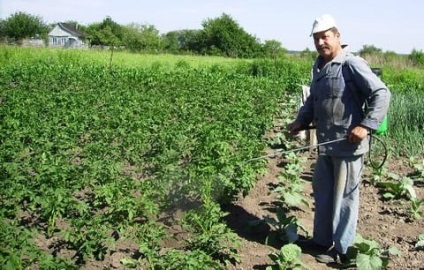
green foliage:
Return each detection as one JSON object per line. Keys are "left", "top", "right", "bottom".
{"left": 148, "top": 250, "right": 225, "bottom": 270}
{"left": 1, "top": 46, "right": 424, "bottom": 269}
{"left": 274, "top": 152, "right": 309, "bottom": 209}
{"left": 162, "top": 29, "right": 204, "bottom": 54}
{"left": 358, "top": 44, "right": 383, "bottom": 56}
{"left": 374, "top": 165, "right": 422, "bottom": 220}
{"left": 267, "top": 243, "right": 310, "bottom": 270}
{"left": 0, "top": 219, "right": 76, "bottom": 269}
{"left": 122, "top": 23, "right": 162, "bottom": 53}
{"left": 0, "top": 19, "right": 5, "bottom": 37}
{"left": 382, "top": 51, "right": 398, "bottom": 62}
{"left": 131, "top": 221, "right": 166, "bottom": 267}
{"left": 236, "top": 58, "right": 311, "bottom": 91}
{"left": 64, "top": 215, "right": 114, "bottom": 262}
{"left": 183, "top": 201, "right": 240, "bottom": 266}
{"left": 408, "top": 49, "right": 424, "bottom": 66}
{"left": 369, "top": 163, "right": 388, "bottom": 186}
{"left": 409, "top": 198, "right": 424, "bottom": 220}
{"left": 409, "top": 156, "right": 424, "bottom": 179}
{"left": 387, "top": 89, "right": 424, "bottom": 156}
{"left": 0, "top": 219, "right": 41, "bottom": 268}
{"left": 1, "top": 11, "right": 48, "bottom": 42}
{"left": 87, "top": 16, "right": 123, "bottom": 46}
{"left": 262, "top": 207, "right": 309, "bottom": 244}
{"left": 262, "top": 39, "right": 287, "bottom": 59}
{"left": 199, "top": 13, "right": 262, "bottom": 58}
{"left": 299, "top": 48, "right": 318, "bottom": 61}
{"left": 377, "top": 173, "right": 416, "bottom": 200}
{"left": 347, "top": 234, "right": 400, "bottom": 270}
{"left": 0, "top": 47, "right": 292, "bottom": 267}
{"left": 415, "top": 234, "right": 424, "bottom": 251}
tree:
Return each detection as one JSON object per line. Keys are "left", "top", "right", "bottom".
{"left": 162, "top": 31, "right": 180, "bottom": 53}
{"left": 122, "top": 23, "right": 162, "bottom": 52}
{"left": 87, "top": 16, "right": 123, "bottom": 46}
{"left": 409, "top": 49, "right": 424, "bottom": 66}
{"left": 199, "top": 13, "right": 262, "bottom": 58}
{"left": 162, "top": 29, "right": 202, "bottom": 54}
{"left": 262, "top": 39, "right": 286, "bottom": 59}
{"left": 358, "top": 44, "right": 383, "bottom": 56}
{"left": 0, "top": 19, "right": 5, "bottom": 39}
{"left": 2, "top": 12, "right": 48, "bottom": 43}
{"left": 300, "top": 48, "right": 318, "bottom": 60}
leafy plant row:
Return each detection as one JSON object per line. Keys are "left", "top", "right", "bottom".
{"left": 0, "top": 48, "right": 311, "bottom": 268}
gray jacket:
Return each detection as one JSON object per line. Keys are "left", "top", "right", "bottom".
{"left": 296, "top": 46, "right": 391, "bottom": 156}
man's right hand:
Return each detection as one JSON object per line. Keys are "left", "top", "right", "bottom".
{"left": 287, "top": 122, "right": 303, "bottom": 135}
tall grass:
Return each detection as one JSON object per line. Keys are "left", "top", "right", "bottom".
{"left": 388, "top": 89, "right": 424, "bottom": 157}
{"left": 362, "top": 54, "right": 424, "bottom": 157}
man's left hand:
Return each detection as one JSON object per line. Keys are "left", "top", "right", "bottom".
{"left": 348, "top": 126, "right": 369, "bottom": 143}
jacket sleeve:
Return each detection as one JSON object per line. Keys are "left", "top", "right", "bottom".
{"left": 295, "top": 85, "right": 315, "bottom": 127}
{"left": 344, "top": 57, "right": 391, "bottom": 130}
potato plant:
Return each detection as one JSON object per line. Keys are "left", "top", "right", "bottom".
{"left": 1, "top": 46, "right": 423, "bottom": 268}
{"left": 0, "top": 46, "right": 307, "bottom": 268}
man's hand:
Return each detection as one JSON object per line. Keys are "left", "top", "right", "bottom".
{"left": 348, "top": 126, "right": 369, "bottom": 143}
{"left": 287, "top": 122, "right": 303, "bottom": 135}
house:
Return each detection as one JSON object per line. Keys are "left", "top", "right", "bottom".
{"left": 48, "top": 23, "right": 87, "bottom": 48}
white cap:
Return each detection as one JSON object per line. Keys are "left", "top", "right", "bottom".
{"left": 310, "top": 14, "right": 337, "bottom": 36}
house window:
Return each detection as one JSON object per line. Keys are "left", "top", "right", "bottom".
{"left": 51, "top": 37, "right": 68, "bottom": 46}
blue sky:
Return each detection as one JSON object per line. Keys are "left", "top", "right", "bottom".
{"left": 1, "top": 0, "right": 423, "bottom": 54}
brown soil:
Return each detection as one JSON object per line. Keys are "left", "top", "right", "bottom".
{"left": 223, "top": 148, "right": 424, "bottom": 270}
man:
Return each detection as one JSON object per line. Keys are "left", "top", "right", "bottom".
{"left": 288, "top": 14, "right": 391, "bottom": 264}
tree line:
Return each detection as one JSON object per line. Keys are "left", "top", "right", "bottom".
{"left": 0, "top": 11, "right": 287, "bottom": 58}
{"left": 1, "top": 11, "right": 424, "bottom": 64}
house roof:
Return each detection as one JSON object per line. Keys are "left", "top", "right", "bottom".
{"left": 58, "top": 22, "right": 86, "bottom": 37}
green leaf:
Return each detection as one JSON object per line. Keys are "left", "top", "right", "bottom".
{"left": 405, "top": 185, "right": 417, "bottom": 199}
{"left": 415, "top": 239, "right": 424, "bottom": 250}
{"left": 280, "top": 243, "right": 301, "bottom": 262}
{"left": 356, "top": 254, "right": 383, "bottom": 270}
{"left": 121, "top": 258, "right": 138, "bottom": 268}
{"left": 388, "top": 246, "right": 401, "bottom": 256}
{"left": 382, "top": 193, "right": 395, "bottom": 199}
{"left": 283, "top": 191, "right": 304, "bottom": 207}
{"left": 387, "top": 172, "right": 400, "bottom": 180}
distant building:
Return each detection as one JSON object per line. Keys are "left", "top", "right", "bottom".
{"left": 48, "top": 23, "right": 87, "bottom": 48}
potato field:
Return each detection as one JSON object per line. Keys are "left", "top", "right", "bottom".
{"left": 0, "top": 47, "right": 423, "bottom": 269}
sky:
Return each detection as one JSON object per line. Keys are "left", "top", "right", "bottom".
{"left": 1, "top": 0, "right": 423, "bottom": 54}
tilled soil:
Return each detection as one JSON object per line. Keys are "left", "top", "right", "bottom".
{"left": 224, "top": 148, "right": 424, "bottom": 270}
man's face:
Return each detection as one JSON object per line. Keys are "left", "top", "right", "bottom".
{"left": 313, "top": 29, "right": 340, "bottom": 61}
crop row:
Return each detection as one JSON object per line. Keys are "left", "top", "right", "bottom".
{"left": 0, "top": 48, "right": 309, "bottom": 268}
